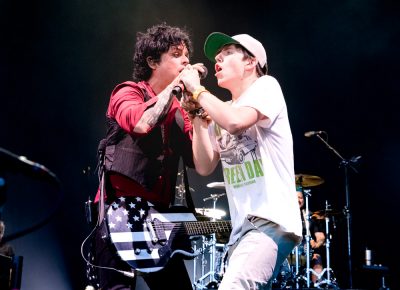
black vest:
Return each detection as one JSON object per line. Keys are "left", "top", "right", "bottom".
{"left": 97, "top": 82, "right": 193, "bottom": 195}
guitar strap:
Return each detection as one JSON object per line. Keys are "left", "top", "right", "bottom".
{"left": 182, "top": 162, "right": 196, "bottom": 214}
{"left": 170, "top": 106, "right": 196, "bottom": 215}
{"left": 97, "top": 171, "right": 106, "bottom": 226}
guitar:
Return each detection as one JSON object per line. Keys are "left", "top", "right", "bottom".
{"left": 106, "top": 196, "right": 232, "bottom": 273}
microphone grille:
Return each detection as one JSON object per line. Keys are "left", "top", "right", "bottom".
{"left": 200, "top": 65, "right": 208, "bottom": 79}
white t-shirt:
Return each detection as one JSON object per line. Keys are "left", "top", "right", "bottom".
{"left": 209, "top": 75, "right": 302, "bottom": 244}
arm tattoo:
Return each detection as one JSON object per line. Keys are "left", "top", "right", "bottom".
{"left": 141, "top": 86, "right": 175, "bottom": 127}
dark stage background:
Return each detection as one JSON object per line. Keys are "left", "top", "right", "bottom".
{"left": 1, "top": 1, "right": 399, "bottom": 289}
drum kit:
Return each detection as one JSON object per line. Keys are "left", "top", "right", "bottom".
{"left": 191, "top": 181, "right": 228, "bottom": 290}
{"left": 189, "top": 175, "right": 342, "bottom": 289}
{"left": 273, "top": 174, "right": 341, "bottom": 289}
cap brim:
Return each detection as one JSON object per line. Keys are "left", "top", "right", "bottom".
{"left": 204, "top": 32, "right": 239, "bottom": 63}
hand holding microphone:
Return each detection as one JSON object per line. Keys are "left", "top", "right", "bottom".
{"left": 172, "top": 64, "right": 208, "bottom": 95}
{"left": 192, "top": 63, "right": 208, "bottom": 80}
{"left": 178, "top": 64, "right": 211, "bottom": 121}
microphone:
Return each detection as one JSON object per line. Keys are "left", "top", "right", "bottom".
{"left": 172, "top": 84, "right": 184, "bottom": 95}
{"left": 198, "top": 65, "right": 208, "bottom": 79}
{"left": 172, "top": 65, "right": 208, "bottom": 95}
{"left": 18, "top": 155, "right": 51, "bottom": 174}
{"left": 304, "top": 131, "right": 325, "bottom": 137}
{"left": 0, "top": 147, "right": 60, "bottom": 185}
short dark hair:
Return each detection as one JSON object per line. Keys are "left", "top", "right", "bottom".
{"left": 132, "top": 23, "right": 193, "bottom": 81}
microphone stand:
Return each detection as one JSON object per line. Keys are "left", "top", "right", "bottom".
{"left": 313, "top": 133, "right": 361, "bottom": 289}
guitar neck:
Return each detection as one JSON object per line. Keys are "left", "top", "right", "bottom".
{"left": 182, "top": 221, "right": 232, "bottom": 236}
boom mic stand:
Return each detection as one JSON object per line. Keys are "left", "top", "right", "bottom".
{"left": 310, "top": 132, "right": 361, "bottom": 289}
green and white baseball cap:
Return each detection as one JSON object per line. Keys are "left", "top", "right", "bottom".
{"left": 204, "top": 32, "right": 267, "bottom": 68}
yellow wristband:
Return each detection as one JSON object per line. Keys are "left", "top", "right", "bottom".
{"left": 192, "top": 86, "right": 209, "bottom": 101}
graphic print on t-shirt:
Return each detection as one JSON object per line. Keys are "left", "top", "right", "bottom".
{"left": 216, "top": 129, "right": 263, "bottom": 188}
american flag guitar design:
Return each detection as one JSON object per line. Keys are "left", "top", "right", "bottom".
{"left": 106, "top": 196, "right": 232, "bottom": 273}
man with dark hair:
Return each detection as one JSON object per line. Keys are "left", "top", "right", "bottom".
{"left": 89, "top": 23, "right": 206, "bottom": 290}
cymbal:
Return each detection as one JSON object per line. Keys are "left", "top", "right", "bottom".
{"left": 195, "top": 208, "right": 226, "bottom": 220}
{"left": 207, "top": 182, "right": 225, "bottom": 189}
{"left": 295, "top": 174, "right": 324, "bottom": 187}
{"left": 312, "top": 209, "right": 342, "bottom": 217}
{"left": 203, "top": 193, "right": 226, "bottom": 202}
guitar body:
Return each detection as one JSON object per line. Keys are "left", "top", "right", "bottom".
{"left": 106, "top": 196, "right": 231, "bottom": 273}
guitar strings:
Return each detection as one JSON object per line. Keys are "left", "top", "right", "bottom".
{"left": 147, "top": 221, "right": 232, "bottom": 236}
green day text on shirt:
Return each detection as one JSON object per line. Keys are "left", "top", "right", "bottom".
{"left": 214, "top": 124, "right": 264, "bottom": 189}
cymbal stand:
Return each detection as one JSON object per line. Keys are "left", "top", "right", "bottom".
{"left": 194, "top": 193, "right": 224, "bottom": 289}
{"left": 302, "top": 188, "right": 314, "bottom": 288}
{"left": 313, "top": 200, "right": 339, "bottom": 288}
{"left": 288, "top": 234, "right": 304, "bottom": 289}
{"left": 292, "top": 245, "right": 300, "bottom": 288}
{"left": 192, "top": 235, "right": 211, "bottom": 289}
